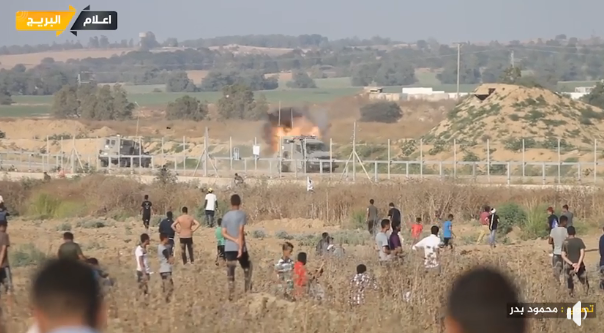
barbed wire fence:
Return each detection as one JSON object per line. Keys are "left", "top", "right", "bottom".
{"left": 1, "top": 125, "right": 604, "bottom": 185}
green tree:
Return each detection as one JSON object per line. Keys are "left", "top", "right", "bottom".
{"left": 581, "top": 82, "right": 604, "bottom": 109}
{"left": 217, "top": 84, "right": 256, "bottom": 120}
{"left": 249, "top": 93, "right": 269, "bottom": 120}
{"left": 286, "top": 71, "right": 317, "bottom": 88}
{"left": 359, "top": 102, "right": 402, "bottom": 123}
{"left": 111, "top": 84, "right": 135, "bottom": 119}
{"left": 166, "top": 95, "right": 208, "bottom": 121}
{"left": 165, "top": 71, "right": 197, "bottom": 92}
{"left": 51, "top": 85, "right": 79, "bottom": 118}
{"left": 498, "top": 66, "right": 522, "bottom": 84}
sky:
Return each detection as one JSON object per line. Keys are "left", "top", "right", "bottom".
{"left": 2, "top": 0, "right": 604, "bottom": 46}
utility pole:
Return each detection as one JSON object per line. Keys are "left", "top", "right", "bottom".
{"left": 456, "top": 43, "right": 461, "bottom": 99}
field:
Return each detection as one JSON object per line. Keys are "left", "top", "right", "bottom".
{"left": 2, "top": 177, "right": 604, "bottom": 333}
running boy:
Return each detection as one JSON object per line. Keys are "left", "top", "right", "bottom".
{"left": 411, "top": 217, "right": 423, "bottom": 244}
{"left": 135, "top": 233, "right": 151, "bottom": 295}
{"left": 158, "top": 233, "right": 174, "bottom": 302}
{"left": 215, "top": 218, "right": 225, "bottom": 265}
{"left": 443, "top": 214, "right": 455, "bottom": 250}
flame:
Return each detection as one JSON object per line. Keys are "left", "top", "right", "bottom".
{"left": 271, "top": 117, "right": 320, "bottom": 152}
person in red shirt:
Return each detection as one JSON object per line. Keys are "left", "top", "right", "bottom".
{"left": 293, "top": 252, "right": 324, "bottom": 300}
{"left": 476, "top": 206, "right": 491, "bottom": 245}
{"left": 411, "top": 217, "right": 423, "bottom": 244}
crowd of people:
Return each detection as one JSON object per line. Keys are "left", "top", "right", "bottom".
{"left": 0, "top": 189, "right": 600, "bottom": 333}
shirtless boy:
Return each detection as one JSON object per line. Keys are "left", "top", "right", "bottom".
{"left": 171, "top": 206, "right": 200, "bottom": 265}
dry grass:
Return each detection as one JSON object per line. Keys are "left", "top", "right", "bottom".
{"left": 0, "top": 48, "right": 135, "bottom": 69}
{"left": 2, "top": 176, "right": 604, "bottom": 332}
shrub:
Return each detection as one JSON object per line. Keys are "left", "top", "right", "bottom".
{"left": 10, "top": 243, "right": 46, "bottom": 267}
{"left": 496, "top": 203, "right": 527, "bottom": 234}
{"left": 359, "top": 102, "right": 402, "bottom": 123}
{"left": 275, "top": 230, "right": 294, "bottom": 240}
{"left": 251, "top": 229, "right": 267, "bottom": 239}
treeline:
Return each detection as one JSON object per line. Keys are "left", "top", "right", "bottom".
{"left": 49, "top": 82, "right": 269, "bottom": 121}
{"left": 5, "top": 34, "right": 604, "bottom": 96}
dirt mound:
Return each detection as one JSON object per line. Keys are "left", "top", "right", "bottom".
{"left": 427, "top": 83, "right": 604, "bottom": 149}
{"left": 0, "top": 119, "right": 89, "bottom": 139}
{"left": 90, "top": 126, "right": 117, "bottom": 137}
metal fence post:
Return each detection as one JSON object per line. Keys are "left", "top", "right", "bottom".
{"left": 557, "top": 138, "right": 561, "bottom": 184}
{"left": 453, "top": 139, "right": 457, "bottom": 177}
{"left": 542, "top": 162, "right": 546, "bottom": 185}
{"left": 486, "top": 139, "right": 491, "bottom": 183}
{"left": 387, "top": 139, "right": 391, "bottom": 180}
{"left": 594, "top": 139, "right": 597, "bottom": 184}
{"left": 420, "top": 138, "right": 423, "bottom": 179}
{"left": 522, "top": 138, "right": 525, "bottom": 179}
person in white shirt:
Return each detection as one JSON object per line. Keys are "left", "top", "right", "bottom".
{"left": 204, "top": 188, "right": 218, "bottom": 228}
{"left": 135, "top": 233, "right": 151, "bottom": 295}
{"left": 307, "top": 177, "right": 314, "bottom": 192}
{"left": 412, "top": 225, "right": 441, "bottom": 272}
{"left": 375, "top": 219, "right": 393, "bottom": 263}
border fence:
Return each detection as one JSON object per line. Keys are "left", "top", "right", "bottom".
{"left": 1, "top": 125, "right": 604, "bottom": 185}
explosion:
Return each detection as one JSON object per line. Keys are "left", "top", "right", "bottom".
{"left": 262, "top": 107, "right": 327, "bottom": 153}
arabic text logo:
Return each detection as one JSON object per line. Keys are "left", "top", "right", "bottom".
{"left": 16, "top": 5, "right": 118, "bottom": 37}
{"left": 15, "top": 5, "right": 77, "bottom": 36}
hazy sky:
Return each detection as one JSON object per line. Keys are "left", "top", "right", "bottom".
{"left": 3, "top": 0, "right": 603, "bottom": 46}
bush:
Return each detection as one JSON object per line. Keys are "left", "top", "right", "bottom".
{"left": 10, "top": 243, "right": 46, "bottom": 267}
{"left": 251, "top": 229, "right": 267, "bottom": 239}
{"left": 359, "top": 102, "right": 402, "bottom": 123}
{"left": 275, "top": 230, "right": 294, "bottom": 240}
{"left": 496, "top": 203, "right": 527, "bottom": 234}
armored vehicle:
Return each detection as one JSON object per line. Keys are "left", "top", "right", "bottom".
{"left": 98, "top": 136, "right": 152, "bottom": 168}
{"left": 278, "top": 135, "right": 335, "bottom": 173}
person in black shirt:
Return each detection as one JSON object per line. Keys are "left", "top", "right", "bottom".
{"left": 140, "top": 195, "right": 153, "bottom": 232}
{"left": 158, "top": 211, "right": 175, "bottom": 255}
{"left": 388, "top": 203, "right": 401, "bottom": 225}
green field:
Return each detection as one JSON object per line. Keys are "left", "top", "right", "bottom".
{"left": 0, "top": 73, "right": 597, "bottom": 117}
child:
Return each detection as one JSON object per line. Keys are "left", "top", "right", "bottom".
{"left": 349, "top": 264, "right": 377, "bottom": 306}
{"left": 293, "top": 252, "right": 324, "bottom": 301}
{"left": 215, "top": 218, "right": 225, "bottom": 266}
{"left": 412, "top": 217, "right": 423, "bottom": 244}
{"left": 442, "top": 214, "right": 455, "bottom": 250}
{"left": 86, "top": 258, "right": 113, "bottom": 288}
{"left": 274, "top": 242, "right": 295, "bottom": 299}
{"left": 158, "top": 233, "right": 174, "bottom": 302}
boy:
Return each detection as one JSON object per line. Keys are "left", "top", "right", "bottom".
{"left": 274, "top": 242, "right": 295, "bottom": 299}
{"left": 222, "top": 194, "right": 252, "bottom": 300}
{"left": 158, "top": 233, "right": 174, "bottom": 302}
{"left": 135, "top": 233, "right": 151, "bottom": 295}
{"left": 349, "top": 264, "right": 377, "bottom": 306}
{"left": 411, "top": 217, "right": 423, "bottom": 244}
{"left": 215, "top": 218, "right": 225, "bottom": 265}
{"left": 293, "top": 252, "right": 324, "bottom": 300}
{"left": 86, "top": 258, "right": 113, "bottom": 290}
{"left": 488, "top": 208, "right": 500, "bottom": 248}
{"left": 550, "top": 215, "right": 568, "bottom": 283}
{"left": 443, "top": 214, "right": 455, "bottom": 250}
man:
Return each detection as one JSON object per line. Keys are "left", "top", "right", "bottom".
{"left": 171, "top": 206, "right": 200, "bottom": 265}
{"left": 234, "top": 173, "right": 244, "bottom": 186}
{"left": 561, "top": 226, "right": 588, "bottom": 296}
{"left": 488, "top": 208, "right": 500, "bottom": 248}
{"left": 412, "top": 226, "right": 441, "bottom": 272}
{"left": 0, "top": 204, "right": 9, "bottom": 225}
{"left": 222, "top": 194, "right": 253, "bottom": 301}
{"left": 375, "top": 219, "right": 392, "bottom": 263}
{"left": 30, "top": 259, "right": 106, "bottom": 333}
{"left": 445, "top": 267, "right": 526, "bottom": 333}
{"left": 387, "top": 203, "right": 401, "bottom": 226}
{"left": 0, "top": 222, "right": 11, "bottom": 295}
{"left": 561, "top": 204, "right": 574, "bottom": 228}
{"left": 135, "top": 233, "right": 151, "bottom": 295}
{"left": 315, "top": 232, "right": 330, "bottom": 256}
{"left": 546, "top": 207, "right": 559, "bottom": 256}
{"left": 204, "top": 188, "right": 218, "bottom": 228}
{"left": 388, "top": 221, "right": 404, "bottom": 258}
{"left": 442, "top": 214, "right": 455, "bottom": 250}
{"left": 476, "top": 205, "right": 490, "bottom": 244}
{"left": 366, "top": 199, "right": 379, "bottom": 236}
{"left": 550, "top": 215, "right": 568, "bottom": 283}
{"left": 599, "top": 226, "right": 604, "bottom": 290}
{"left": 140, "top": 195, "right": 153, "bottom": 232}
{"left": 158, "top": 211, "right": 175, "bottom": 255}
{"left": 158, "top": 233, "right": 174, "bottom": 302}
{"left": 58, "top": 232, "right": 86, "bottom": 261}
{"left": 306, "top": 177, "right": 314, "bottom": 192}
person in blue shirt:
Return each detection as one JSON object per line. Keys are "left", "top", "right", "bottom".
{"left": 598, "top": 228, "right": 604, "bottom": 290}
{"left": 158, "top": 211, "right": 175, "bottom": 255}
{"left": 442, "top": 214, "right": 455, "bottom": 250}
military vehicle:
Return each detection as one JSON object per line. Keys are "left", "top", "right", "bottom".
{"left": 98, "top": 136, "right": 152, "bottom": 168}
{"left": 278, "top": 135, "right": 335, "bottom": 173}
